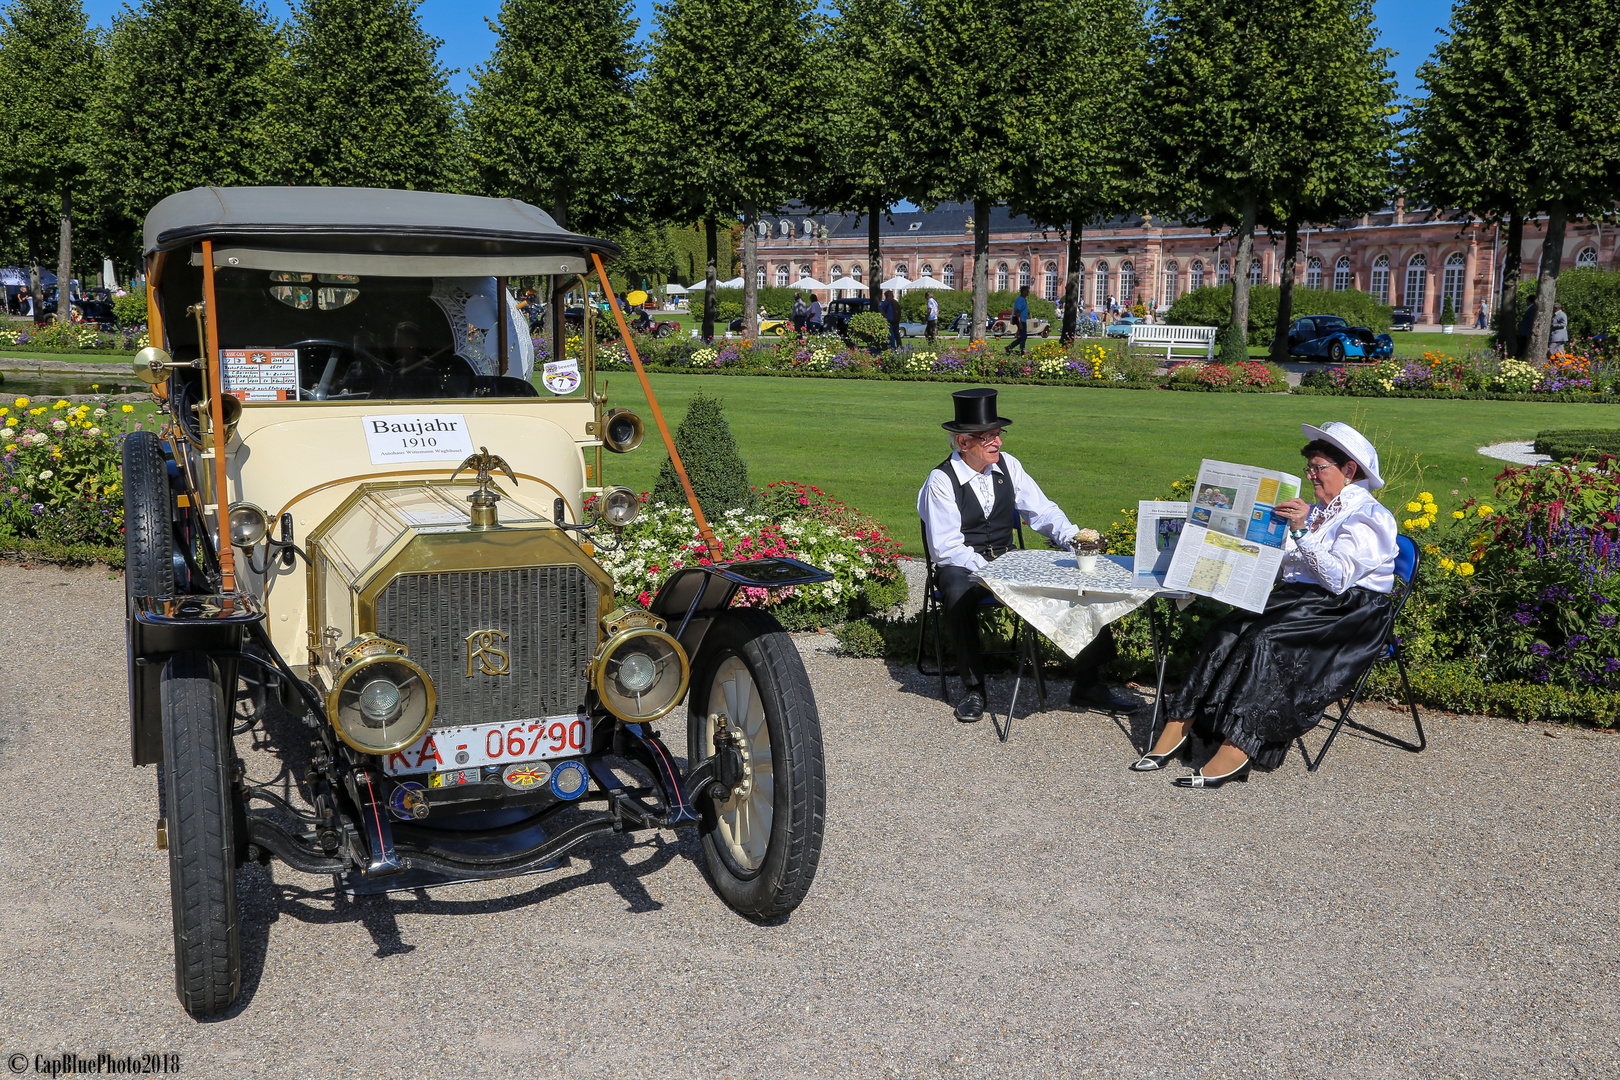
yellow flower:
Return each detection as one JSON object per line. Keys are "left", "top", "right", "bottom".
{"left": 13, "top": 397, "right": 27, "bottom": 408}
{"left": 3, "top": 444, "right": 15, "bottom": 452}
{"left": 121, "top": 404, "right": 134, "bottom": 413}
{"left": 0, "top": 407, "right": 7, "bottom": 416}
{"left": 1477, "top": 505, "right": 1494, "bottom": 517}
{"left": 1457, "top": 562, "right": 1475, "bottom": 576}
{"left": 1417, "top": 491, "right": 1434, "bottom": 503}
{"left": 53, "top": 400, "right": 68, "bottom": 409}
{"left": 1439, "top": 557, "right": 1455, "bottom": 570}
{"left": 1425, "top": 544, "right": 1439, "bottom": 554}
{"left": 1453, "top": 510, "right": 1466, "bottom": 519}
{"left": 91, "top": 384, "right": 99, "bottom": 389}
{"left": 1405, "top": 501, "right": 1422, "bottom": 513}
{"left": 1422, "top": 503, "right": 1438, "bottom": 516}
{"left": 1418, "top": 517, "right": 1431, "bottom": 529}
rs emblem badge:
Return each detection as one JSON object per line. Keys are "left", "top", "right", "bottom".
{"left": 465, "top": 629, "right": 511, "bottom": 677}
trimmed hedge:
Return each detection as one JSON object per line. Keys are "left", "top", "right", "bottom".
{"left": 1293, "top": 385, "right": 1620, "bottom": 403}
{"left": 896, "top": 289, "right": 1057, "bottom": 326}
{"left": 1532, "top": 429, "right": 1620, "bottom": 460}
{"left": 1363, "top": 662, "right": 1620, "bottom": 728}
{"left": 1164, "top": 284, "right": 1394, "bottom": 340}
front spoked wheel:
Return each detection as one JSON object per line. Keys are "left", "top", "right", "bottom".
{"left": 689, "top": 610, "right": 825, "bottom": 920}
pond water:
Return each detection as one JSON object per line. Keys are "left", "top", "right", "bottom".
{"left": 0, "top": 372, "right": 140, "bottom": 398}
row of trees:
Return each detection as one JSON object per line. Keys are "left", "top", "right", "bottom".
{"left": 0, "top": 0, "right": 1614, "bottom": 351}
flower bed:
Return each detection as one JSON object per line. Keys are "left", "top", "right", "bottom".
{"left": 1300, "top": 344, "right": 1620, "bottom": 400}
{"left": 593, "top": 481, "right": 906, "bottom": 631}
{"left": 1163, "top": 359, "right": 1290, "bottom": 392}
{"left": 2, "top": 394, "right": 142, "bottom": 554}
{"left": 0, "top": 323, "right": 149, "bottom": 354}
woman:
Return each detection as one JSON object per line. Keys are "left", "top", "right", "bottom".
{"left": 1132, "top": 422, "right": 1399, "bottom": 789}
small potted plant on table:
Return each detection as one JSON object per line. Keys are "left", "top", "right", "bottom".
{"left": 1072, "top": 528, "right": 1104, "bottom": 572}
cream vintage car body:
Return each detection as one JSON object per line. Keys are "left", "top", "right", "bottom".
{"left": 122, "top": 187, "right": 828, "bottom": 1018}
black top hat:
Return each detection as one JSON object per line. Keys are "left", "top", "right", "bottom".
{"left": 942, "top": 387, "right": 1013, "bottom": 434}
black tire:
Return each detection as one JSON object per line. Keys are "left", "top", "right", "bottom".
{"left": 688, "top": 609, "right": 825, "bottom": 920}
{"left": 1329, "top": 340, "right": 1346, "bottom": 364}
{"left": 655, "top": 324, "right": 673, "bottom": 339}
{"left": 161, "top": 651, "right": 241, "bottom": 1018}
{"left": 122, "top": 431, "right": 175, "bottom": 609}
{"left": 1040, "top": 326, "right": 1050, "bottom": 338}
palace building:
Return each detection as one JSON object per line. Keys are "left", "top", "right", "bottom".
{"left": 753, "top": 201, "right": 1614, "bottom": 325}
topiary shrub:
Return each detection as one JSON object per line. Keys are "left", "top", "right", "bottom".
{"left": 847, "top": 311, "right": 892, "bottom": 350}
{"left": 832, "top": 619, "right": 886, "bottom": 658}
{"left": 1532, "top": 429, "right": 1620, "bottom": 460}
{"left": 1217, "top": 325, "right": 1249, "bottom": 365}
{"left": 1440, "top": 296, "right": 1457, "bottom": 325}
{"left": 652, "top": 391, "right": 753, "bottom": 519}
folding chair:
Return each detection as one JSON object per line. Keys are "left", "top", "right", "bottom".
{"left": 915, "top": 519, "right": 1047, "bottom": 741}
{"left": 1298, "top": 534, "right": 1427, "bottom": 771}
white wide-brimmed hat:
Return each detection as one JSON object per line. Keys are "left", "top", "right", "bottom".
{"left": 1301, "top": 421, "right": 1385, "bottom": 491}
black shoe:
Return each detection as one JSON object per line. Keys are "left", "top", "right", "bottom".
{"left": 1172, "top": 760, "right": 1253, "bottom": 789}
{"left": 1129, "top": 735, "right": 1189, "bottom": 772}
{"left": 1070, "top": 681, "right": 1144, "bottom": 713}
{"left": 953, "top": 688, "right": 986, "bottom": 723}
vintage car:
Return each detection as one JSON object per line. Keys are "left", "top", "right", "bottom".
{"left": 1102, "top": 313, "right": 1144, "bottom": 338}
{"left": 123, "top": 186, "right": 829, "bottom": 1018}
{"left": 1278, "top": 314, "right": 1395, "bottom": 362}
{"left": 821, "top": 296, "right": 872, "bottom": 338}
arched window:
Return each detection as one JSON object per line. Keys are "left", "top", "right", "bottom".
{"left": 921, "top": 263, "right": 933, "bottom": 279}
{"left": 1120, "top": 260, "right": 1135, "bottom": 303}
{"left": 996, "top": 263, "right": 1009, "bottom": 291}
{"left": 894, "top": 263, "right": 907, "bottom": 280}
{"left": 757, "top": 219, "right": 770, "bottom": 239}
{"left": 1333, "top": 256, "right": 1351, "bottom": 291}
{"left": 775, "top": 264, "right": 789, "bottom": 287}
{"left": 1162, "top": 261, "right": 1179, "bottom": 305}
{"left": 1044, "top": 262, "right": 1058, "bottom": 301}
{"left": 1190, "top": 260, "right": 1204, "bottom": 290}
{"left": 799, "top": 263, "right": 813, "bottom": 281}
{"left": 1370, "top": 254, "right": 1390, "bottom": 305}
{"left": 1217, "top": 260, "right": 1231, "bottom": 286}
{"left": 851, "top": 264, "right": 863, "bottom": 284}
{"left": 1018, "top": 261, "right": 1030, "bottom": 289}
{"left": 942, "top": 264, "right": 955, "bottom": 288}
{"left": 779, "top": 220, "right": 792, "bottom": 238}
{"left": 1248, "top": 258, "right": 1264, "bottom": 286}
{"left": 1441, "top": 252, "right": 1466, "bottom": 315}
{"left": 829, "top": 264, "right": 843, "bottom": 297}
{"left": 756, "top": 265, "right": 766, "bottom": 288}
{"left": 803, "top": 218, "right": 816, "bottom": 238}
{"left": 1093, "top": 261, "right": 1109, "bottom": 307}
{"left": 1405, "top": 253, "right": 1427, "bottom": 313}
{"left": 1306, "top": 256, "right": 1322, "bottom": 289}
{"left": 1576, "top": 247, "right": 1599, "bottom": 268}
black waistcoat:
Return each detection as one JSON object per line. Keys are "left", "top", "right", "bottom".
{"left": 936, "top": 456, "right": 1017, "bottom": 555}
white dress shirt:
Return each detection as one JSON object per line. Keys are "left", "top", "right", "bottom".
{"left": 918, "top": 450, "right": 1078, "bottom": 571}
{"left": 1278, "top": 483, "right": 1398, "bottom": 594}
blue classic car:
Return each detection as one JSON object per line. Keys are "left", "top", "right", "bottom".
{"left": 1103, "top": 313, "right": 1145, "bottom": 338}
{"left": 1281, "top": 314, "right": 1394, "bottom": 362}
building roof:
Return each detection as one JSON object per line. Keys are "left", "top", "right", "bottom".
{"left": 763, "top": 202, "right": 1147, "bottom": 240}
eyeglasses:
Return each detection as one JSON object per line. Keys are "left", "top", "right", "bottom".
{"left": 1304, "top": 462, "right": 1344, "bottom": 478}
{"left": 969, "top": 431, "right": 1004, "bottom": 445}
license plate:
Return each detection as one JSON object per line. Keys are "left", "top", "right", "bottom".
{"left": 384, "top": 715, "right": 591, "bottom": 776}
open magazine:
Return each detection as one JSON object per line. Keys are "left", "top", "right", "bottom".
{"left": 1132, "top": 501, "right": 1188, "bottom": 588}
{"left": 1162, "top": 460, "right": 1301, "bottom": 613}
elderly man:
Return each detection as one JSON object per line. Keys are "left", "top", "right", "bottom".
{"left": 919, "top": 388, "right": 1137, "bottom": 722}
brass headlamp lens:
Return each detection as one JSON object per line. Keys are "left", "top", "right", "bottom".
{"left": 228, "top": 502, "right": 270, "bottom": 547}
{"left": 591, "top": 627, "right": 688, "bottom": 722}
{"left": 600, "top": 486, "right": 641, "bottom": 528}
{"left": 325, "top": 637, "right": 435, "bottom": 754}
{"left": 602, "top": 408, "right": 644, "bottom": 453}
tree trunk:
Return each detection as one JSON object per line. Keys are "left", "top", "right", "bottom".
{"left": 549, "top": 196, "right": 571, "bottom": 365}
{"left": 971, "top": 197, "right": 990, "bottom": 337}
{"left": 1525, "top": 200, "right": 1566, "bottom": 361}
{"left": 742, "top": 201, "right": 758, "bottom": 332}
{"left": 55, "top": 189, "right": 72, "bottom": 327}
{"left": 1269, "top": 214, "right": 1300, "bottom": 365}
{"left": 1497, "top": 210, "right": 1524, "bottom": 358}
{"left": 702, "top": 212, "right": 718, "bottom": 342}
{"left": 866, "top": 198, "right": 881, "bottom": 299}
{"left": 1230, "top": 194, "right": 1258, "bottom": 344}
{"left": 1061, "top": 218, "right": 1082, "bottom": 344}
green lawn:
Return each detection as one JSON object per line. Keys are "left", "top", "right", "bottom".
{"left": 600, "top": 374, "right": 1620, "bottom": 554}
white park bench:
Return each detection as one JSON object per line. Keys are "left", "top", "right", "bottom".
{"left": 1127, "top": 323, "right": 1217, "bottom": 361}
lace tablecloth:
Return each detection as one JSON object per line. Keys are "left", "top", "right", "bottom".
{"left": 974, "top": 551, "right": 1172, "bottom": 658}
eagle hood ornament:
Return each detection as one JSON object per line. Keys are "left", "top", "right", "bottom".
{"left": 452, "top": 446, "right": 518, "bottom": 530}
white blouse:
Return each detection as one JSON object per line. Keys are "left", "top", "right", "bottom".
{"left": 1277, "top": 483, "right": 1399, "bottom": 594}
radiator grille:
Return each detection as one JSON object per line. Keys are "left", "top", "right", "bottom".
{"left": 374, "top": 567, "right": 598, "bottom": 728}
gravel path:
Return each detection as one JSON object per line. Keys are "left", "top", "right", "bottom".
{"left": 1478, "top": 441, "right": 1552, "bottom": 466}
{"left": 2, "top": 562, "right": 1618, "bottom": 1078}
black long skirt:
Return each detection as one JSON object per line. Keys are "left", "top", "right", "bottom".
{"left": 1164, "top": 583, "right": 1394, "bottom": 770}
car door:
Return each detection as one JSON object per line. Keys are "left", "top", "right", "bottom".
{"left": 1289, "top": 317, "right": 1317, "bottom": 355}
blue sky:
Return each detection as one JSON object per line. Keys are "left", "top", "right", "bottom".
{"left": 81, "top": 0, "right": 1455, "bottom": 100}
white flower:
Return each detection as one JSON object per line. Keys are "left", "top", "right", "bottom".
{"left": 51, "top": 419, "right": 68, "bottom": 431}
{"left": 87, "top": 427, "right": 101, "bottom": 436}
{"left": 37, "top": 469, "right": 53, "bottom": 480}
{"left": 0, "top": 428, "right": 12, "bottom": 439}
{"left": 93, "top": 408, "right": 107, "bottom": 418}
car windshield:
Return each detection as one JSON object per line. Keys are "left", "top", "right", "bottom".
{"left": 162, "top": 265, "right": 544, "bottom": 403}
{"left": 1315, "top": 316, "right": 1348, "bottom": 331}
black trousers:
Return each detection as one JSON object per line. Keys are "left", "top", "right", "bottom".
{"left": 937, "top": 564, "right": 1116, "bottom": 689}
{"left": 1004, "top": 318, "right": 1028, "bottom": 354}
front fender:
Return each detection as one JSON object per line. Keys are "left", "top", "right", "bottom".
{"left": 649, "top": 557, "right": 831, "bottom": 662}
{"left": 129, "top": 593, "right": 264, "bottom": 766}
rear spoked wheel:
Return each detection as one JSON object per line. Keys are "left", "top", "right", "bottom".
{"left": 161, "top": 651, "right": 241, "bottom": 1018}
{"left": 688, "top": 610, "right": 824, "bottom": 920}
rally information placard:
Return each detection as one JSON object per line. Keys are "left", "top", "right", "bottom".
{"left": 362, "top": 414, "right": 476, "bottom": 465}
{"left": 220, "top": 349, "right": 300, "bottom": 402}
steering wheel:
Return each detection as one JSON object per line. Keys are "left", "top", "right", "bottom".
{"left": 286, "top": 338, "right": 388, "bottom": 400}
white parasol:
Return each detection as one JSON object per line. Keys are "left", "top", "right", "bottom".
{"left": 827, "top": 276, "right": 866, "bottom": 293}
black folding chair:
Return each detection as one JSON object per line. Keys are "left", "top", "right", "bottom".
{"left": 916, "top": 519, "right": 1048, "bottom": 741}
{"left": 1298, "top": 534, "right": 1427, "bottom": 771}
